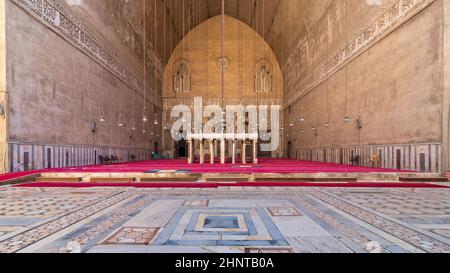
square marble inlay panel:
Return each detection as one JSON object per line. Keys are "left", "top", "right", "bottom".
{"left": 183, "top": 200, "right": 209, "bottom": 207}
{"left": 268, "top": 207, "right": 302, "bottom": 217}
{"left": 153, "top": 207, "right": 289, "bottom": 247}
{"left": 195, "top": 214, "right": 248, "bottom": 233}
{"left": 103, "top": 227, "right": 160, "bottom": 245}
{"left": 205, "top": 216, "right": 239, "bottom": 229}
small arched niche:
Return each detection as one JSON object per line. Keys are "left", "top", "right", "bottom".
{"left": 172, "top": 59, "right": 191, "bottom": 93}
{"left": 255, "top": 59, "right": 273, "bottom": 93}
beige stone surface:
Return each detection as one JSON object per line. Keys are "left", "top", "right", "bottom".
{"left": 6, "top": 1, "right": 161, "bottom": 150}
{"left": 285, "top": 0, "right": 442, "bottom": 146}
{"left": 279, "top": 0, "right": 446, "bottom": 172}
{"left": 443, "top": 0, "right": 450, "bottom": 171}
{"left": 163, "top": 16, "right": 283, "bottom": 101}
{"left": 0, "top": 0, "right": 6, "bottom": 173}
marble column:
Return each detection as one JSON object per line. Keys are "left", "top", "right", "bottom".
{"left": 210, "top": 140, "right": 215, "bottom": 164}
{"left": 220, "top": 139, "right": 226, "bottom": 164}
{"left": 232, "top": 140, "right": 236, "bottom": 165}
{"left": 253, "top": 140, "right": 258, "bottom": 164}
{"left": 242, "top": 141, "right": 247, "bottom": 165}
{"left": 200, "top": 140, "right": 205, "bottom": 164}
{"left": 188, "top": 140, "right": 194, "bottom": 164}
{"left": 214, "top": 140, "right": 218, "bottom": 158}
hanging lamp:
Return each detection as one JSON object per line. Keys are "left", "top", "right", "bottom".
{"left": 132, "top": 92, "right": 136, "bottom": 130}
{"left": 153, "top": 0, "right": 159, "bottom": 129}
{"left": 142, "top": 0, "right": 148, "bottom": 130}
{"left": 344, "top": 2, "right": 351, "bottom": 124}
{"left": 100, "top": 70, "right": 106, "bottom": 122}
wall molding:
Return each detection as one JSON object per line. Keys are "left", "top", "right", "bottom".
{"left": 10, "top": 0, "right": 163, "bottom": 108}
{"left": 283, "top": 0, "right": 436, "bottom": 109}
{"left": 293, "top": 142, "right": 442, "bottom": 173}
{"left": 8, "top": 141, "right": 151, "bottom": 172}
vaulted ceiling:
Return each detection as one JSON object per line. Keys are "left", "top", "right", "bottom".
{"left": 162, "top": 0, "right": 281, "bottom": 42}
{"left": 155, "top": 0, "right": 284, "bottom": 65}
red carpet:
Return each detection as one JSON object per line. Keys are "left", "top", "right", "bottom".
{"left": 3, "top": 158, "right": 412, "bottom": 177}
{"left": 1, "top": 159, "right": 431, "bottom": 189}
{"left": 15, "top": 182, "right": 448, "bottom": 189}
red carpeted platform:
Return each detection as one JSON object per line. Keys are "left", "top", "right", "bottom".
{"left": 2, "top": 159, "right": 433, "bottom": 189}
{"left": 15, "top": 181, "right": 449, "bottom": 189}
{"left": 20, "top": 158, "right": 412, "bottom": 175}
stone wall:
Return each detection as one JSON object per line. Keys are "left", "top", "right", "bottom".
{"left": 4, "top": 0, "right": 163, "bottom": 172}
{"left": 282, "top": 0, "right": 444, "bottom": 172}
{"left": 443, "top": 0, "right": 450, "bottom": 173}
{"left": 0, "top": 0, "right": 7, "bottom": 172}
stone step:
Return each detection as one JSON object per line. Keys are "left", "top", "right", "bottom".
{"left": 254, "top": 177, "right": 357, "bottom": 182}
{"left": 312, "top": 177, "right": 358, "bottom": 182}
{"left": 399, "top": 177, "right": 448, "bottom": 182}
{"left": 35, "top": 177, "right": 82, "bottom": 182}
{"left": 141, "top": 176, "right": 199, "bottom": 182}
{"left": 255, "top": 177, "right": 313, "bottom": 182}
{"left": 90, "top": 177, "right": 135, "bottom": 183}
{"left": 0, "top": 173, "right": 41, "bottom": 186}
{"left": 204, "top": 177, "right": 250, "bottom": 182}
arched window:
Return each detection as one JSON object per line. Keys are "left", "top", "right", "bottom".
{"left": 255, "top": 59, "right": 273, "bottom": 93}
{"left": 173, "top": 59, "right": 191, "bottom": 93}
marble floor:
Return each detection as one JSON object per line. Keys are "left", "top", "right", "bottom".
{"left": 0, "top": 185, "right": 449, "bottom": 253}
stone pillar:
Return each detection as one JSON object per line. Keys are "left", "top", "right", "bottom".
{"left": 232, "top": 140, "right": 236, "bottom": 164}
{"left": 199, "top": 140, "right": 205, "bottom": 164}
{"left": 0, "top": 1, "right": 7, "bottom": 173}
{"left": 253, "top": 140, "right": 258, "bottom": 164}
{"left": 210, "top": 140, "right": 215, "bottom": 164}
{"left": 220, "top": 139, "right": 226, "bottom": 164}
{"left": 242, "top": 141, "right": 247, "bottom": 165}
{"left": 228, "top": 140, "right": 233, "bottom": 160}
{"left": 188, "top": 140, "right": 194, "bottom": 164}
{"left": 214, "top": 140, "right": 218, "bottom": 158}
{"left": 443, "top": 0, "right": 450, "bottom": 174}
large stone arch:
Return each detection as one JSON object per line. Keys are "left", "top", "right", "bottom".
{"left": 161, "top": 15, "right": 284, "bottom": 158}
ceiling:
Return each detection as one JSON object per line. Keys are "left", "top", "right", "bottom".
{"left": 163, "top": 0, "right": 281, "bottom": 39}
{"left": 156, "top": 0, "right": 282, "bottom": 65}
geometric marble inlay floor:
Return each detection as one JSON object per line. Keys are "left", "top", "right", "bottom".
{"left": 0, "top": 186, "right": 449, "bottom": 253}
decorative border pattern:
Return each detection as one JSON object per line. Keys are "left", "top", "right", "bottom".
{"left": 267, "top": 207, "right": 302, "bottom": 217}
{"left": 10, "top": 0, "right": 162, "bottom": 108}
{"left": 306, "top": 189, "right": 450, "bottom": 253}
{"left": 102, "top": 227, "right": 160, "bottom": 246}
{"left": 292, "top": 195, "right": 372, "bottom": 250}
{"left": 0, "top": 190, "right": 133, "bottom": 253}
{"left": 284, "top": 0, "right": 435, "bottom": 108}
